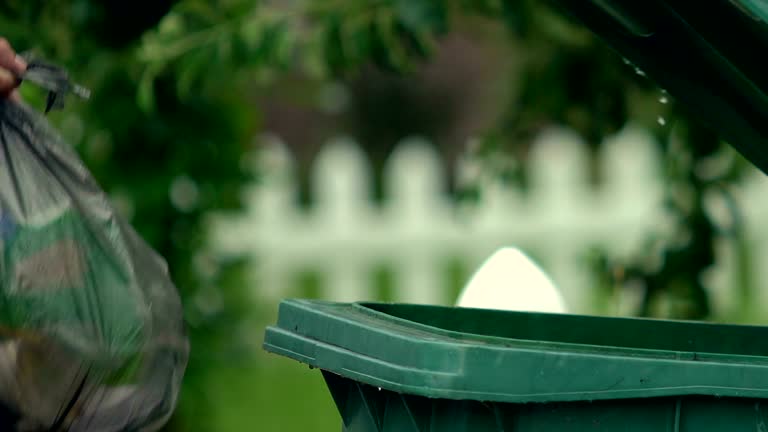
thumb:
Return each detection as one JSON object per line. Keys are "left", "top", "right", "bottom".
{"left": 0, "top": 67, "right": 19, "bottom": 96}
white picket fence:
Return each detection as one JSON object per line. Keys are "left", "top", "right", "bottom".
{"left": 208, "top": 125, "right": 768, "bottom": 317}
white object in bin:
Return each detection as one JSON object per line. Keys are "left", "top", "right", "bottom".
{"left": 456, "top": 247, "right": 567, "bottom": 313}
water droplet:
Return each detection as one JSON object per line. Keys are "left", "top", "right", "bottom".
{"left": 661, "top": 88, "right": 668, "bottom": 94}
{"left": 623, "top": 58, "right": 631, "bottom": 65}
{"left": 634, "top": 67, "right": 646, "bottom": 77}
{"left": 659, "top": 96, "right": 669, "bottom": 104}
{"left": 657, "top": 116, "right": 666, "bottom": 126}
{"left": 377, "top": 387, "right": 382, "bottom": 391}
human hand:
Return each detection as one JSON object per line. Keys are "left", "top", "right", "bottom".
{"left": 0, "top": 38, "right": 27, "bottom": 100}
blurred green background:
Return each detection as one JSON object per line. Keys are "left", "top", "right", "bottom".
{"left": 2, "top": 0, "right": 766, "bottom": 430}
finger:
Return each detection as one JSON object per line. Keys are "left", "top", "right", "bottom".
{"left": 0, "top": 67, "right": 16, "bottom": 95}
{"left": 0, "top": 38, "right": 25, "bottom": 76}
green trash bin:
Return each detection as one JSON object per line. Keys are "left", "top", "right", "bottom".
{"left": 265, "top": 300, "right": 768, "bottom": 431}
{"left": 264, "top": 1, "right": 768, "bottom": 430}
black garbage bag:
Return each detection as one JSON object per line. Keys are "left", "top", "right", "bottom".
{"left": 0, "top": 57, "right": 188, "bottom": 431}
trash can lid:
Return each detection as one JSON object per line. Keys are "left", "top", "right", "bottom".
{"left": 265, "top": 299, "right": 768, "bottom": 403}
{"left": 552, "top": 0, "right": 768, "bottom": 174}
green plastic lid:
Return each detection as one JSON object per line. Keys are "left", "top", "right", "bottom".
{"left": 264, "top": 299, "right": 768, "bottom": 403}
{"left": 552, "top": 0, "right": 768, "bottom": 174}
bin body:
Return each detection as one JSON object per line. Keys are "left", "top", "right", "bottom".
{"left": 265, "top": 300, "right": 768, "bottom": 431}
{"left": 325, "top": 371, "right": 768, "bottom": 431}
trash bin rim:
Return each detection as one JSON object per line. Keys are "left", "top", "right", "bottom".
{"left": 265, "top": 299, "right": 768, "bottom": 403}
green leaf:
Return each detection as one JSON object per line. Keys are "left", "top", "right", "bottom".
{"left": 238, "top": 15, "right": 264, "bottom": 51}
{"left": 137, "top": 63, "right": 163, "bottom": 112}
{"left": 372, "top": 9, "right": 410, "bottom": 71}
{"left": 274, "top": 22, "right": 297, "bottom": 67}
{"left": 394, "top": 0, "right": 446, "bottom": 33}
{"left": 176, "top": 52, "right": 208, "bottom": 98}
{"left": 158, "top": 12, "right": 186, "bottom": 38}
{"left": 258, "top": 21, "right": 288, "bottom": 64}
{"left": 323, "top": 16, "right": 346, "bottom": 74}
{"left": 215, "top": 32, "right": 234, "bottom": 62}
{"left": 300, "top": 28, "right": 329, "bottom": 79}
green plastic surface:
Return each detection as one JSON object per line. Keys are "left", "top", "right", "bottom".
{"left": 265, "top": 299, "right": 768, "bottom": 431}
{"left": 551, "top": 0, "right": 768, "bottom": 175}
{"left": 733, "top": 0, "right": 768, "bottom": 23}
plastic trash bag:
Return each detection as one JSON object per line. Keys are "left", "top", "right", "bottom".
{"left": 0, "top": 57, "right": 188, "bottom": 431}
